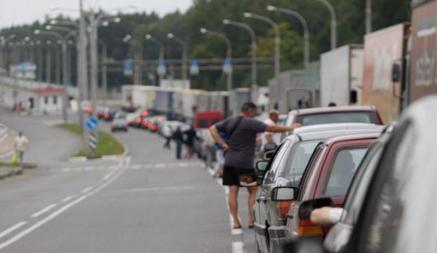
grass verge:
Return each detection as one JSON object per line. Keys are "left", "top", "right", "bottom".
{"left": 58, "top": 123, "right": 125, "bottom": 158}
{"left": 0, "top": 161, "right": 19, "bottom": 168}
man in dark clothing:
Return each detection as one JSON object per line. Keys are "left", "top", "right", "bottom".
{"left": 183, "top": 125, "right": 197, "bottom": 159}
{"left": 172, "top": 127, "right": 184, "bottom": 159}
{"left": 209, "top": 102, "right": 295, "bottom": 229}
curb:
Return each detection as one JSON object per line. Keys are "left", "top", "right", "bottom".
{"left": 0, "top": 167, "right": 23, "bottom": 180}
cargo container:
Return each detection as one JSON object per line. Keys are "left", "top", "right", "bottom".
{"left": 153, "top": 88, "right": 174, "bottom": 119}
{"left": 320, "top": 45, "right": 363, "bottom": 107}
{"left": 362, "top": 24, "right": 409, "bottom": 124}
{"left": 230, "top": 88, "right": 251, "bottom": 116}
{"left": 269, "top": 70, "right": 305, "bottom": 113}
{"left": 410, "top": 0, "right": 437, "bottom": 102}
{"left": 121, "top": 85, "right": 156, "bottom": 110}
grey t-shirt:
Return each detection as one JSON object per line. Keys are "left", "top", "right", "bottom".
{"left": 215, "top": 116, "right": 267, "bottom": 168}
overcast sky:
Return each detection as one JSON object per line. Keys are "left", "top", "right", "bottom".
{"left": 0, "top": 0, "right": 193, "bottom": 28}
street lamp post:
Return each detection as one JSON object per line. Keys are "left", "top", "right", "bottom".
{"left": 315, "top": 0, "right": 337, "bottom": 49}
{"left": 45, "top": 40, "right": 52, "bottom": 83}
{"left": 145, "top": 34, "right": 166, "bottom": 83}
{"left": 223, "top": 19, "right": 257, "bottom": 98}
{"left": 200, "top": 27, "right": 233, "bottom": 115}
{"left": 267, "top": 5, "right": 310, "bottom": 68}
{"left": 366, "top": 0, "right": 372, "bottom": 34}
{"left": 244, "top": 12, "right": 280, "bottom": 109}
{"left": 167, "top": 33, "right": 188, "bottom": 80}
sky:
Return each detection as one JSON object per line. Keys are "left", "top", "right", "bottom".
{"left": 0, "top": 0, "right": 193, "bottom": 28}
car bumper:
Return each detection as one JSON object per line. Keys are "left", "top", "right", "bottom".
{"left": 268, "top": 225, "right": 289, "bottom": 253}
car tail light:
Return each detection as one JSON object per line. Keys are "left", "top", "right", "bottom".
{"left": 279, "top": 200, "right": 294, "bottom": 219}
{"left": 144, "top": 121, "right": 149, "bottom": 128}
{"left": 142, "top": 111, "right": 149, "bottom": 117}
{"left": 297, "top": 220, "right": 324, "bottom": 236}
{"left": 135, "top": 117, "right": 141, "bottom": 123}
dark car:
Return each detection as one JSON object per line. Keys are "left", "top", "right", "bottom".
{"left": 286, "top": 133, "right": 381, "bottom": 241}
{"left": 254, "top": 124, "right": 383, "bottom": 253}
{"left": 283, "top": 96, "right": 437, "bottom": 253}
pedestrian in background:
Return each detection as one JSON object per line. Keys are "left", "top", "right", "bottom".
{"left": 172, "top": 127, "right": 184, "bottom": 160}
{"left": 261, "top": 110, "right": 281, "bottom": 151}
{"left": 14, "top": 132, "right": 29, "bottom": 167}
{"left": 209, "top": 102, "right": 295, "bottom": 229}
{"left": 183, "top": 125, "right": 197, "bottom": 159}
{"left": 162, "top": 124, "right": 172, "bottom": 149}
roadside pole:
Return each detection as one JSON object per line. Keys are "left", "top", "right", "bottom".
{"left": 78, "top": 0, "right": 88, "bottom": 143}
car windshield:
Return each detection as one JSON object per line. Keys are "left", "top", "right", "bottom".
{"left": 279, "top": 140, "right": 320, "bottom": 187}
{"left": 324, "top": 147, "right": 368, "bottom": 197}
{"left": 300, "top": 112, "right": 374, "bottom": 126}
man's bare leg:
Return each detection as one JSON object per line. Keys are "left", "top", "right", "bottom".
{"left": 228, "top": 185, "right": 241, "bottom": 228}
{"left": 247, "top": 186, "right": 258, "bottom": 226}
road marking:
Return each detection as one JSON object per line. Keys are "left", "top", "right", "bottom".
{"left": 232, "top": 241, "right": 244, "bottom": 253}
{"left": 62, "top": 195, "right": 77, "bottom": 203}
{"left": 31, "top": 204, "right": 57, "bottom": 218}
{"left": 0, "top": 164, "right": 128, "bottom": 250}
{"left": 131, "top": 164, "right": 141, "bottom": 170}
{"left": 81, "top": 187, "right": 93, "bottom": 194}
{"left": 61, "top": 168, "right": 71, "bottom": 172}
{"left": 83, "top": 167, "right": 93, "bottom": 171}
{"left": 102, "top": 171, "right": 115, "bottom": 181}
{"left": 155, "top": 163, "right": 165, "bottom": 168}
{"left": 117, "top": 185, "right": 211, "bottom": 193}
{"left": 0, "top": 222, "right": 27, "bottom": 240}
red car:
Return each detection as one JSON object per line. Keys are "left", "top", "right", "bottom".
{"left": 284, "top": 132, "right": 381, "bottom": 240}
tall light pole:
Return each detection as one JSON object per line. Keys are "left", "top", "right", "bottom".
{"left": 78, "top": 0, "right": 88, "bottom": 140}
{"left": 244, "top": 12, "right": 280, "bottom": 109}
{"left": 200, "top": 27, "right": 233, "bottom": 115}
{"left": 35, "top": 29, "right": 68, "bottom": 123}
{"left": 45, "top": 40, "right": 52, "bottom": 83}
{"left": 366, "top": 0, "right": 372, "bottom": 34}
{"left": 267, "top": 5, "right": 310, "bottom": 68}
{"left": 315, "top": 0, "right": 337, "bottom": 49}
{"left": 223, "top": 19, "right": 257, "bottom": 98}
{"left": 145, "top": 34, "right": 166, "bottom": 81}
{"left": 167, "top": 33, "right": 187, "bottom": 80}
{"left": 0, "top": 34, "right": 15, "bottom": 70}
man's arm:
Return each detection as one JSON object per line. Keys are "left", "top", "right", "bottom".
{"left": 265, "top": 125, "right": 293, "bottom": 133}
{"left": 209, "top": 125, "right": 229, "bottom": 151}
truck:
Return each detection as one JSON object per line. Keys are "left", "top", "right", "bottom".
{"left": 121, "top": 85, "right": 156, "bottom": 111}
{"left": 410, "top": 0, "right": 437, "bottom": 102}
{"left": 362, "top": 24, "right": 410, "bottom": 124}
{"left": 269, "top": 69, "right": 305, "bottom": 113}
{"left": 320, "top": 45, "right": 363, "bottom": 107}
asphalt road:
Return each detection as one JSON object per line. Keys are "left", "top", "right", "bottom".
{"left": 0, "top": 112, "right": 257, "bottom": 252}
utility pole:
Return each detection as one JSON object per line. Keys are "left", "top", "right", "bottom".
{"left": 78, "top": 0, "right": 89, "bottom": 137}
{"left": 46, "top": 42, "right": 52, "bottom": 83}
{"left": 89, "top": 13, "right": 98, "bottom": 114}
{"left": 101, "top": 43, "right": 108, "bottom": 105}
{"left": 366, "top": 0, "right": 372, "bottom": 34}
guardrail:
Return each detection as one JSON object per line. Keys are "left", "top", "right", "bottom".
{"left": 0, "top": 75, "right": 79, "bottom": 97}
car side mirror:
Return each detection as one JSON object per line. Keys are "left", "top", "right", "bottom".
{"left": 298, "top": 198, "right": 334, "bottom": 220}
{"left": 271, "top": 186, "right": 297, "bottom": 201}
{"left": 255, "top": 160, "right": 270, "bottom": 176}
{"left": 264, "top": 150, "right": 276, "bottom": 160}
{"left": 264, "top": 143, "right": 277, "bottom": 152}
{"left": 392, "top": 62, "right": 401, "bottom": 82}
{"left": 282, "top": 238, "right": 325, "bottom": 253}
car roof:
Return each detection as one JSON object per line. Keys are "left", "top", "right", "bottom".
{"left": 322, "top": 132, "right": 381, "bottom": 146}
{"left": 289, "top": 105, "right": 377, "bottom": 115}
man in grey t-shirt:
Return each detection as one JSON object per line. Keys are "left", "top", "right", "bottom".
{"left": 210, "top": 102, "right": 294, "bottom": 229}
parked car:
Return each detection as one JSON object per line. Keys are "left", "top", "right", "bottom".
{"left": 126, "top": 112, "right": 139, "bottom": 127}
{"left": 254, "top": 124, "right": 383, "bottom": 253}
{"left": 322, "top": 124, "right": 395, "bottom": 253}
{"left": 283, "top": 96, "right": 437, "bottom": 253}
{"left": 286, "top": 132, "right": 382, "bottom": 244}
{"left": 111, "top": 113, "right": 128, "bottom": 132}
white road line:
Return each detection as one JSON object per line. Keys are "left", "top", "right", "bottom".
{"left": 0, "top": 222, "right": 27, "bottom": 240}
{"left": 102, "top": 171, "right": 115, "bottom": 181}
{"left": 83, "top": 167, "right": 93, "bottom": 171}
{"left": 61, "top": 168, "right": 71, "bottom": 172}
{"left": 232, "top": 241, "right": 244, "bottom": 253}
{"left": 179, "top": 163, "right": 189, "bottom": 167}
{"left": 0, "top": 165, "right": 127, "bottom": 250}
{"left": 31, "top": 204, "right": 57, "bottom": 218}
{"left": 81, "top": 187, "right": 93, "bottom": 194}
{"left": 62, "top": 195, "right": 77, "bottom": 203}
{"left": 131, "top": 164, "right": 141, "bottom": 170}
{"left": 155, "top": 163, "right": 165, "bottom": 168}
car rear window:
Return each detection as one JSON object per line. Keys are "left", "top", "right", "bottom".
{"left": 280, "top": 140, "right": 320, "bottom": 186}
{"left": 324, "top": 147, "right": 368, "bottom": 197}
{"left": 299, "top": 112, "right": 375, "bottom": 126}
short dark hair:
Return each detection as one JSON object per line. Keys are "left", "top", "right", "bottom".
{"left": 241, "top": 102, "right": 257, "bottom": 113}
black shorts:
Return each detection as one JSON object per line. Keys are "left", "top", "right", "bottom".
{"left": 223, "top": 165, "right": 257, "bottom": 186}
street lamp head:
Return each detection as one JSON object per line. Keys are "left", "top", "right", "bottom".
{"left": 114, "top": 17, "right": 121, "bottom": 23}
{"left": 46, "top": 40, "right": 52, "bottom": 45}
{"left": 145, "top": 34, "right": 152, "bottom": 40}
{"left": 167, "top": 33, "right": 174, "bottom": 39}
{"left": 243, "top": 12, "right": 253, "bottom": 18}
{"left": 24, "top": 36, "right": 30, "bottom": 42}
{"left": 200, "top": 27, "right": 208, "bottom": 34}
{"left": 45, "top": 25, "right": 52, "bottom": 30}
{"left": 267, "top": 5, "right": 277, "bottom": 12}
{"left": 102, "top": 21, "right": 109, "bottom": 27}
{"left": 50, "top": 20, "right": 57, "bottom": 25}
{"left": 223, "top": 19, "right": 231, "bottom": 25}
{"left": 122, "top": 34, "right": 132, "bottom": 43}
{"left": 34, "top": 30, "right": 41, "bottom": 35}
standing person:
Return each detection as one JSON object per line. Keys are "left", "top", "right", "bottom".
{"left": 183, "top": 125, "right": 197, "bottom": 159}
{"left": 14, "top": 132, "right": 29, "bottom": 167}
{"left": 162, "top": 124, "right": 172, "bottom": 149}
{"left": 261, "top": 110, "right": 282, "bottom": 151}
{"left": 209, "top": 102, "right": 295, "bottom": 229}
{"left": 172, "top": 127, "right": 184, "bottom": 160}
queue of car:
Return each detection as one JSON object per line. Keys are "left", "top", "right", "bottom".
{"left": 254, "top": 96, "right": 437, "bottom": 253}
